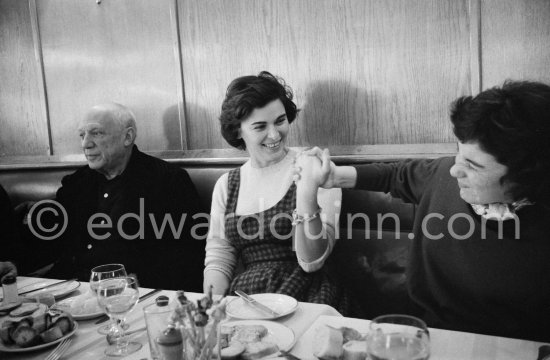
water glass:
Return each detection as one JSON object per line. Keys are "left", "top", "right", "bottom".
{"left": 89, "top": 263, "right": 127, "bottom": 294}
{"left": 90, "top": 263, "right": 127, "bottom": 335}
{"left": 143, "top": 301, "right": 174, "bottom": 360}
{"left": 97, "top": 276, "right": 142, "bottom": 357}
{"left": 367, "top": 314, "right": 430, "bottom": 360}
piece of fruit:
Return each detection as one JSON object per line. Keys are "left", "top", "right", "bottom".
{"left": 51, "top": 314, "right": 73, "bottom": 334}
{"left": 11, "top": 326, "right": 39, "bottom": 347}
{"left": 15, "top": 316, "right": 34, "bottom": 328}
{"left": 32, "top": 313, "right": 50, "bottom": 333}
{"left": 40, "top": 326, "right": 64, "bottom": 343}
{"left": 0, "top": 321, "right": 16, "bottom": 345}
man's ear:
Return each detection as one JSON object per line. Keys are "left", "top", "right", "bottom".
{"left": 123, "top": 127, "right": 136, "bottom": 146}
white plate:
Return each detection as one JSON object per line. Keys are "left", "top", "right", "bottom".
{"left": 223, "top": 320, "right": 295, "bottom": 352}
{"left": 19, "top": 280, "right": 80, "bottom": 300}
{"left": 226, "top": 293, "right": 298, "bottom": 320}
{"left": 54, "top": 293, "right": 104, "bottom": 320}
{"left": 0, "top": 320, "right": 78, "bottom": 353}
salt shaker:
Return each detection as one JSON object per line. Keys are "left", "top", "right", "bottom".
{"left": 156, "top": 326, "right": 183, "bottom": 360}
{"left": 1, "top": 275, "right": 18, "bottom": 304}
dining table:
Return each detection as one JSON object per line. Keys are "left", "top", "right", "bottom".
{"left": 0, "top": 276, "right": 547, "bottom": 360}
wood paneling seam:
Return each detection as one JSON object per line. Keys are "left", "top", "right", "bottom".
{"left": 28, "top": 0, "right": 53, "bottom": 155}
{"left": 171, "top": 0, "right": 188, "bottom": 151}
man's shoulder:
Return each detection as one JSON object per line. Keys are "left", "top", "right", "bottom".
{"left": 61, "top": 165, "right": 95, "bottom": 186}
{"left": 136, "top": 151, "right": 184, "bottom": 172}
{"left": 133, "top": 150, "right": 190, "bottom": 179}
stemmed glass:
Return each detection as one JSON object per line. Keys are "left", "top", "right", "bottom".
{"left": 366, "top": 314, "right": 430, "bottom": 360}
{"left": 97, "top": 276, "right": 142, "bottom": 357}
{"left": 90, "top": 263, "right": 127, "bottom": 335}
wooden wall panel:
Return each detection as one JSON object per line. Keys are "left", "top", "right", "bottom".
{"left": 481, "top": 0, "right": 550, "bottom": 88}
{"left": 179, "top": 0, "right": 471, "bottom": 150}
{"left": 0, "top": 0, "right": 49, "bottom": 156}
{"left": 36, "top": 0, "right": 185, "bottom": 155}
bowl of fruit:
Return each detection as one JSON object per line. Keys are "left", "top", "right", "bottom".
{"left": 0, "top": 305, "right": 77, "bottom": 353}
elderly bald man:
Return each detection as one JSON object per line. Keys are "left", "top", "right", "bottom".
{"left": 40, "top": 103, "right": 205, "bottom": 291}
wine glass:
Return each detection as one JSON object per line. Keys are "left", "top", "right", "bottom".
{"left": 90, "top": 263, "right": 127, "bottom": 294}
{"left": 90, "top": 264, "right": 127, "bottom": 335}
{"left": 366, "top": 314, "right": 430, "bottom": 360}
{"left": 97, "top": 276, "right": 142, "bottom": 357}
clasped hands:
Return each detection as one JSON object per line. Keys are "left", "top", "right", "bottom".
{"left": 292, "top": 147, "right": 335, "bottom": 189}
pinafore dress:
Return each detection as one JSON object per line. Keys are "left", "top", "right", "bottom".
{"left": 225, "top": 168, "right": 349, "bottom": 314}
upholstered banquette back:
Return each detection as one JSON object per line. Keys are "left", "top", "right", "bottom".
{"left": 0, "top": 161, "right": 414, "bottom": 318}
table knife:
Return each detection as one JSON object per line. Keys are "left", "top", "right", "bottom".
{"left": 18, "top": 278, "right": 78, "bottom": 296}
{"left": 234, "top": 290, "right": 280, "bottom": 317}
{"left": 95, "top": 288, "right": 162, "bottom": 324}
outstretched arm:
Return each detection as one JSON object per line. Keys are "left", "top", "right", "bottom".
{"left": 297, "top": 147, "right": 358, "bottom": 188}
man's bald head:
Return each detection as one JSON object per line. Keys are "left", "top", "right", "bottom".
{"left": 78, "top": 103, "right": 137, "bottom": 179}
{"left": 86, "top": 103, "right": 137, "bottom": 134}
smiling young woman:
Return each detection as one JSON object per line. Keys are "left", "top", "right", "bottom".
{"left": 203, "top": 71, "right": 349, "bottom": 315}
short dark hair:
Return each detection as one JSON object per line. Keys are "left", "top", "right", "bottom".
{"left": 219, "top": 71, "right": 298, "bottom": 150}
{"left": 450, "top": 80, "right": 550, "bottom": 203}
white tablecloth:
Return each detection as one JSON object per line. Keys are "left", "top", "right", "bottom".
{"left": 1, "top": 277, "right": 547, "bottom": 360}
{"left": 1, "top": 277, "right": 341, "bottom": 360}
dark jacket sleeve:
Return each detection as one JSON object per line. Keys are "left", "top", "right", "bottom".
{"left": 0, "top": 185, "right": 20, "bottom": 264}
{"left": 354, "top": 158, "right": 445, "bottom": 204}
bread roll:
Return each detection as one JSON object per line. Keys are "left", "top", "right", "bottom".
{"left": 313, "top": 325, "right": 344, "bottom": 360}
{"left": 220, "top": 341, "right": 245, "bottom": 360}
{"left": 342, "top": 340, "right": 367, "bottom": 360}
{"left": 231, "top": 325, "right": 268, "bottom": 343}
{"left": 242, "top": 341, "right": 279, "bottom": 360}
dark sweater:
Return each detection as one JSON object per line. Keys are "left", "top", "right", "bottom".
{"left": 355, "top": 157, "right": 550, "bottom": 341}
{"left": 47, "top": 146, "right": 206, "bottom": 291}
{"left": 0, "top": 184, "right": 20, "bottom": 263}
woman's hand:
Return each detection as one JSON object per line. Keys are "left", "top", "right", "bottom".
{"left": 294, "top": 147, "right": 336, "bottom": 188}
{"left": 204, "top": 271, "right": 230, "bottom": 296}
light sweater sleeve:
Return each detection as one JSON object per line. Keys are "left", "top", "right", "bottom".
{"left": 296, "top": 186, "right": 342, "bottom": 272}
{"left": 204, "top": 173, "right": 238, "bottom": 282}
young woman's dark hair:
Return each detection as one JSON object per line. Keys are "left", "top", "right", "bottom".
{"left": 219, "top": 71, "right": 298, "bottom": 150}
{"left": 450, "top": 80, "right": 550, "bottom": 204}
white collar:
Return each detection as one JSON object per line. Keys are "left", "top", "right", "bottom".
{"left": 471, "top": 199, "right": 534, "bottom": 220}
